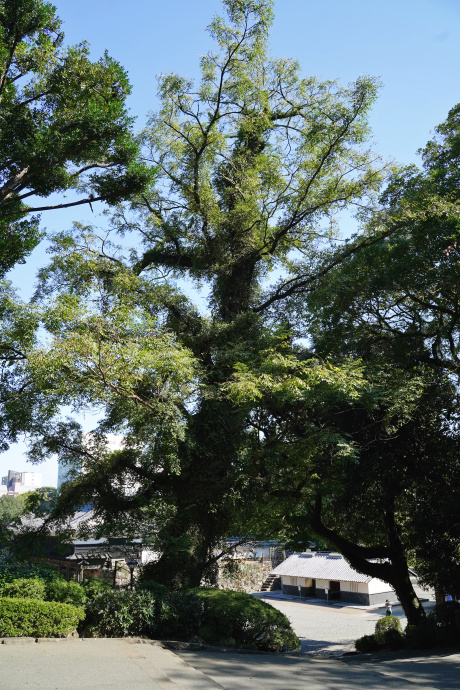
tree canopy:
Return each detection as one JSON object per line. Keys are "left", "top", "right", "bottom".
{"left": 16, "top": 0, "right": 387, "bottom": 587}
{"left": 3, "top": 0, "right": 460, "bottom": 624}
{"left": 0, "top": 0, "right": 152, "bottom": 449}
{"left": 0, "top": 0, "right": 151, "bottom": 273}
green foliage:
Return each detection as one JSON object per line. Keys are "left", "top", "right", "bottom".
{"left": 355, "top": 633, "right": 381, "bottom": 653}
{"left": 82, "top": 584, "right": 299, "bottom": 651}
{"left": 384, "top": 627, "right": 405, "bottom": 651}
{"left": 0, "top": 0, "right": 151, "bottom": 466}
{"left": 82, "top": 589, "right": 158, "bottom": 638}
{"left": 0, "top": 596, "right": 84, "bottom": 637}
{"left": 0, "top": 558, "right": 62, "bottom": 592}
{"left": 82, "top": 587, "right": 203, "bottom": 640}
{"left": 0, "top": 0, "right": 151, "bottom": 242}
{"left": 2, "top": 0, "right": 388, "bottom": 595}
{"left": 0, "top": 493, "right": 32, "bottom": 547}
{"left": 193, "top": 588, "right": 300, "bottom": 652}
{"left": 2, "top": 576, "right": 46, "bottom": 600}
{"left": 428, "top": 601, "right": 460, "bottom": 644}
{"left": 81, "top": 577, "right": 113, "bottom": 598}
{"left": 136, "top": 579, "right": 169, "bottom": 598}
{"left": 375, "top": 615, "right": 402, "bottom": 638}
{"left": 156, "top": 590, "right": 204, "bottom": 640}
{"left": 405, "top": 619, "right": 438, "bottom": 649}
{"left": 45, "top": 578, "right": 87, "bottom": 607}
{"left": 297, "top": 101, "right": 460, "bottom": 625}
{"left": 375, "top": 616, "right": 404, "bottom": 650}
{"left": 357, "top": 616, "right": 404, "bottom": 653}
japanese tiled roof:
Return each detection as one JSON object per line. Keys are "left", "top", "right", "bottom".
{"left": 271, "top": 552, "right": 374, "bottom": 583}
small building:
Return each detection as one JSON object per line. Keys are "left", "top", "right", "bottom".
{"left": 16, "top": 508, "right": 158, "bottom": 582}
{"left": 271, "top": 552, "right": 394, "bottom": 606}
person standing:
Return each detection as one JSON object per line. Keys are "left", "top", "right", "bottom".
{"left": 385, "top": 599, "right": 392, "bottom": 616}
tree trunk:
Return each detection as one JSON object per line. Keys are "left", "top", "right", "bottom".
{"left": 308, "top": 497, "right": 426, "bottom": 625}
{"left": 383, "top": 506, "right": 426, "bottom": 626}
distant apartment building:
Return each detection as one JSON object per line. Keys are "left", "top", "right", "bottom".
{"left": 1, "top": 469, "right": 42, "bottom": 495}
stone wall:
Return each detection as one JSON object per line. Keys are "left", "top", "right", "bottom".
{"left": 217, "top": 561, "right": 273, "bottom": 593}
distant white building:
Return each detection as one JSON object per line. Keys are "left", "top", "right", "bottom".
{"left": 271, "top": 552, "right": 395, "bottom": 606}
{"left": 1, "top": 469, "right": 42, "bottom": 495}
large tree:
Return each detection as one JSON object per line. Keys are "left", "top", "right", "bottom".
{"left": 277, "top": 106, "right": 460, "bottom": 622}
{"left": 19, "top": 0, "right": 389, "bottom": 588}
{"left": 0, "top": 0, "right": 151, "bottom": 450}
{"left": 0, "top": 0, "right": 150, "bottom": 271}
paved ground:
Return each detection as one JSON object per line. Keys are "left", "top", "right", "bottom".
{"left": 254, "top": 590, "right": 436, "bottom": 655}
{"left": 1, "top": 581, "right": 450, "bottom": 689}
{"left": 1, "top": 639, "right": 460, "bottom": 689}
{"left": 175, "top": 648, "right": 460, "bottom": 689}
{"left": 253, "top": 578, "right": 436, "bottom": 655}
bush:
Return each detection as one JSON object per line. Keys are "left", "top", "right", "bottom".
{"left": 193, "top": 588, "right": 301, "bottom": 652}
{"left": 428, "top": 601, "right": 460, "bottom": 645}
{"left": 0, "top": 559, "right": 62, "bottom": 594}
{"left": 82, "top": 587, "right": 202, "bottom": 640}
{"left": 405, "top": 619, "right": 437, "bottom": 649}
{"left": 0, "top": 597, "right": 84, "bottom": 637}
{"left": 82, "top": 589, "right": 157, "bottom": 637}
{"left": 429, "top": 601, "right": 460, "bottom": 630}
{"left": 81, "top": 577, "right": 113, "bottom": 599}
{"left": 46, "top": 578, "right": 87, "bottom": 608}
{"left": 375, "top": 615, "right": 402, "bottom": 645}
{"left": 2, "top": 577, "right": 46, "bottom": 600}
{"left": 156, "top": 590, "right": 203, "bottom": 639}
{"left": 383, "top": 627, "right": 405, "bottom": 650}
{"left": 137, "top": 580, "right": 169, "bottom": 599}
{"left": 355, "top": 633, "right": 381, "bottom": 653}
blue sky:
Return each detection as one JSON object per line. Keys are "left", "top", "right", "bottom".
{"left": 2, "top": 0, "right": 460, "bottom": 486}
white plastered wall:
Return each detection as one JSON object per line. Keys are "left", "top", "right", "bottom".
{"left": 340, "top": 581, "right": 369, "bottom": 594}
{"left": 368, "top": 578, "right": 395, "bottom": 594}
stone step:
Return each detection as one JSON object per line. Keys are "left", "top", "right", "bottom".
{"left": 260, "top": 574, "right": 281, "bottom": 592}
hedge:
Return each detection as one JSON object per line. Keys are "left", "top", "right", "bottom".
{"left": 193, "top": 588, "right": 301, "bottom": 652}
{"left": 83, "top": 586, "right": 301, "bottom": 652}
{"left": 0, "top": 597, "right": 84, "bottom": 637}
{"left": 2, "top": 577, "right": 47, "bottom": 600}
{"left": 355, "top": 633, "right": 381, "bottom": 653}
{"left": 82, "top": 589, "right": 158, "bottom": 638}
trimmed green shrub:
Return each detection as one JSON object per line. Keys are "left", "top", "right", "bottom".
{"left": 356, "top": 617, "right": 404, "bottom": 652}
{"left": 82, "top": 587, "right": 202, "bottom": 639}
{"left": 355, "top": 633, "right": 381, "bottom": 653}
{"left": 46, "top": 578, "right": 87, "bottom": 607}
{"left": 383, "top": 627, "right": 404, "bottom": 650}
{"left": 156, "top": 590, "right": 203, "bottom": 639}
{"left": 375, "top": 615, "right": 402, "bottom": 644}
{"left": 405, "top": 619, "right": 437, "bottom": 649}
{"left": 192, "top": 588, "right": 301, "bottom": 652}
{"left": 2, "top": 577, "right": 46, "bottom": 600}
{"left": 0, "top": 597, "right": 84, "bottom": 637}
{"left": 82, "top": 589, "right": 157, "bottom": 637}
{"left": 82, "top": 586, "right": 300, "bottom": 651}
